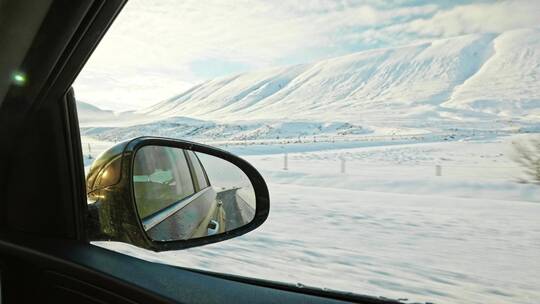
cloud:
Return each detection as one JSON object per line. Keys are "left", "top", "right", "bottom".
{"left": 74, "top": 68, "right": 194, "bottom": 111}
{"left": 81, "top": 0, "right": 438, "bottom": 72}
{"left": 78, "top": 0, "right": 437, "bottom": 110}
{"left": 381, "top": 0, "right": 540, "bottom": 40}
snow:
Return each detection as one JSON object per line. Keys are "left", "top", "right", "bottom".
{"left": 133, "top": 29, "right": 540, "bottom": 124}
{"left": 79, "top": 118, "right": 372, "bottom": 143}
{"left": 80, "top": 28, "right": 540, "bottom": 304}
{"left": 443, "top": 29, "right": 540, "bottom": 120}
{"left": 90, "top": 134, "right": 540, "bottom": 304}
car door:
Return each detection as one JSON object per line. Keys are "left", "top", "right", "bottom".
{"left": 0, "top": 1, "right": 394, "bottom": 303}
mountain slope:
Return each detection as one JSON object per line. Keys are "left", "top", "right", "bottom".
{"left": 141, "top": 28, "right": 540, "bottom": 123}
{"left": 76, "top": 101, "right": 117, "bottom": 124}
{"left": 443, "top": 29, "right": 540, "bottom": 118}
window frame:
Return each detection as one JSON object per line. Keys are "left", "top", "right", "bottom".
{"left": 185, "top": 150, "right": 210, "bottom": 191}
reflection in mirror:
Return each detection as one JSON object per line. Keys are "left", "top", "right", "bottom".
{"left": 133, "top": 145, "right": 256, "bottom": 242}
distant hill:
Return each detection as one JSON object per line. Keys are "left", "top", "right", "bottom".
{"left": 76, "top": 101, "right": 117, "bottom": 124}
{"left": 76, "top": 101, "right": 144, "bottom": 127}
{"left": 139, "top": 28, "right": 539, "bottom": 124}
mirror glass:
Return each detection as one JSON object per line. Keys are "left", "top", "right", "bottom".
{"left": 132, "top": 145, "right": 256, "bottom": 241}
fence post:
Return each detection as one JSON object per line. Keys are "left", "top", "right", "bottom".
{"left": 283, "top": 153, "right": 288, "bottom": 171}
{"left": 340, "top": 157, "right": 346, "bottom": 174}
{"left": 435, "top": 165, "right": 442, "bottom": 176}
{"left": 88, "top": 143, "right": 93, "bottom": 159}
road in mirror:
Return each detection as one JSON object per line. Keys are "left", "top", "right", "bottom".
{"left": 133, "top": 145, "right": 256, "bottom": 241}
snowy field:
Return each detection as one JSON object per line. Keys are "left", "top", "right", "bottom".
{"left": 88, "top": 133, "right": 540, "bottom": 304}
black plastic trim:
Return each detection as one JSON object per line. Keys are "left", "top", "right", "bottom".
{"left": 0, "top": 233, "right": 401, "bottom": 304}
{"left": 64, "top": 88, "right": 89, "bottom": 241}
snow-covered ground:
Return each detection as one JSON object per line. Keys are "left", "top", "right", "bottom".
{"left": 89, "top": 133, "right": 540, "bottom": 304}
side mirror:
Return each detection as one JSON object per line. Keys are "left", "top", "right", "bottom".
{"left": 85, "top": 137, "right": 270, "bottom": 251}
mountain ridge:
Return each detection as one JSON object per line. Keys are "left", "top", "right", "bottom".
{"left": 136, "top": 28, "right": 539, "bottom": 124}
{"left": 78, "top": 28, "right": 540, "bottom": 132}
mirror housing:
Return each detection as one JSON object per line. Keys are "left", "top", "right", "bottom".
{"left": 86, "top": 136, "right": 270, "bottom": 251}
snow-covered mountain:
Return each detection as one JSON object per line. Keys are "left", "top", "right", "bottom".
{"left": 78, "top": 29, "right": 540, "bottom": 142}
{"left": 76, "top": 101, "right": 117, "bottom": 124}
{"left": 76, "top": 101, "right": 145, "bottom": 127}
{"left": 141, "top": 28, "right": 540, "bottom": 124}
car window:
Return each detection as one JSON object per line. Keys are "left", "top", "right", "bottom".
{"left": 133, "top": 146, "right": 195, "bottom": 218}
{"left": 75, "top": 1, "right": 540, "bottom": 303}
{"left": 186, "top": 151, "right": 209, "bottom": 190}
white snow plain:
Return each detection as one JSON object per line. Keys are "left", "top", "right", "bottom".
{"left": 89, "top": 133, "right": 540, "bottom": 304}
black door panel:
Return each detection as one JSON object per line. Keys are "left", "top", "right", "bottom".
{"left": 0, "top": 234, "right": 373, "bottom": 304}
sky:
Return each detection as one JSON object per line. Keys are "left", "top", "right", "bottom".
{"left": 73, "top": 0, "right": 540, "bottom": 111}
